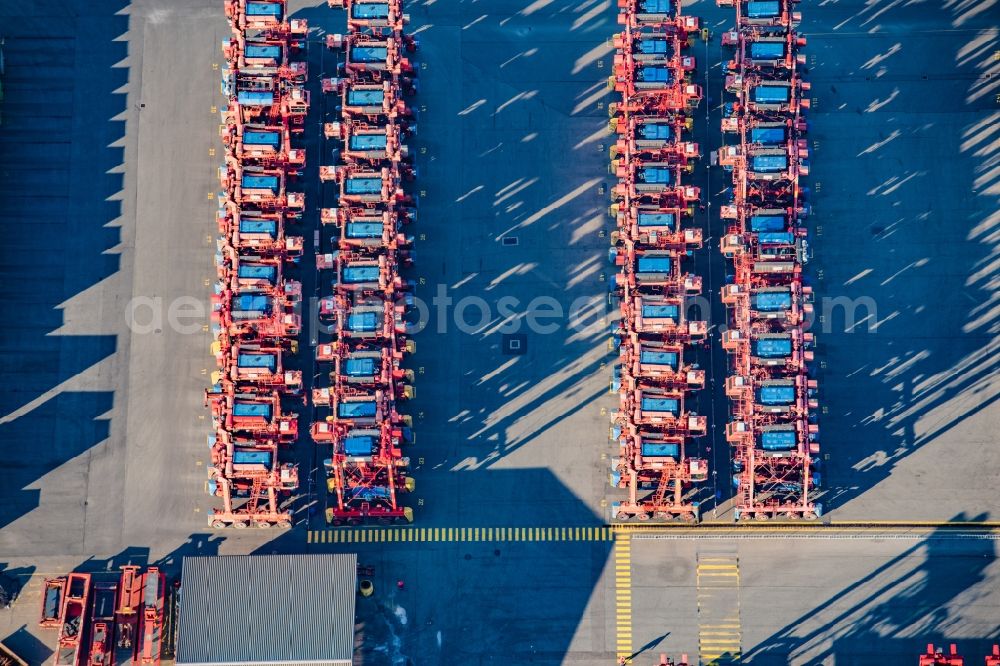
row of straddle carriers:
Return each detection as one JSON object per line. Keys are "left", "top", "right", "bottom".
{"left": 205, "top": 0, "right": 309, "bottom": 529}
{"left": 312, "top": 0, "right": 419, "bottom": 526}
{"left": 716, "top": 0, "right": 820, "bottom": 520}
{"left": 39, "top": 567, "right": 166, "bottom": 666}
{"left": 607, "top": 0, "right": 707, "bottom": 523}
{"left": 918, "top": 644, "right": 1000, "bottom": 666}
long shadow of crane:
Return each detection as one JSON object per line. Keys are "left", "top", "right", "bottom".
{"left": 0, "top": 0, "right": 129, "bottom": 535}
{"left": 798, "top": 0, "right": 1000, "bottom": 517}
{"left": 743, "top": 515, "right": 1000, "bottom": 665}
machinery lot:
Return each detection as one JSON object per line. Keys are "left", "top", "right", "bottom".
{"left": 0, "top": 0, "right": 998, "bottom": 664}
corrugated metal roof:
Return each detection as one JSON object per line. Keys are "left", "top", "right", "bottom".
{"left": 176, "top": 554, "right": 356, "bottom": 666}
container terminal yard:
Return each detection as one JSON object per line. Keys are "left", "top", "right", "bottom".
{"left": 0, "top": 0, "right": 998, "bottom": 664}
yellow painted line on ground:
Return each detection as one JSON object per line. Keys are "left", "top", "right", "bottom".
{"left": 698, "top": 555, "right": 742, "bottom": 664}
{"left": 307, "top": 525, "right": 622, "bottom": 544}
{"left": 615, "top": 521, "right": 1000, "bottom": 532}
{"left": 306, "top": 520, "right": 1000, "bottom": 544}
{"left": 614, "top": 532, "right": 633, "bottom": 661}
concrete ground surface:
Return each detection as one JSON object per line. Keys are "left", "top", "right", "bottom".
{"left": 627, "top": 529, "right": 1000, "bottom": 665}
{"left": 790, "top": 0, "right": 1000, "bottom": 521}
{"left": 1, "top": 0, "right": 999, "bottom": 664}
{"left": 0, "top": 0, "right": 221, "bottom": 559}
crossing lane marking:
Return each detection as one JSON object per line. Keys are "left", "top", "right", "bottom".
{"left": 308, "top": 525, "right": 615, "bottom": 543}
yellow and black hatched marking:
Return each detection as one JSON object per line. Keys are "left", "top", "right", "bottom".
{"left": 614, "top": 531, "right": 634, "bottom": 662}
{"left": 696, "top": 556, "right": 742, "bottom": 664}
{"left": 307, "top": 525, "right": 614, "bottom": 544}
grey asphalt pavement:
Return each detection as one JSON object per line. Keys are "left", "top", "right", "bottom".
{"left": 795, "top": 0, "right": 1000, "bottom": 521}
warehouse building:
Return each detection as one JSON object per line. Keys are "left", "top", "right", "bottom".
{"left": 176, "top": 553, "right": 357, "bottom": 666}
